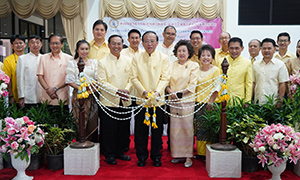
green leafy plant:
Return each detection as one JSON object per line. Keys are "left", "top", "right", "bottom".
{"left": 43, "top": 124, "right": 75, "bottom": 155}
{"left": 227, "top": 115, "right": 266, "bottom": 157}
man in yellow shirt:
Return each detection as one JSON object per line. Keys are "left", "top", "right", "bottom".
{"left": 215, "top": 32, "right": 230, "bottom": 66}
{"left": 88, "top": 19, "right": 110, "bottom": 60}
{"left": 253, "top": 38, "right": 289, "bottom": 105}
{"left": 189, "top": 30, "right": 203, "bottom": 65}
{"left": 226, "top": 37, "right": 253, "bottom": 106}
{"left": 98, "top": 35, "right": 132, "bottom": 165}
{"left": 121, "top": 29, "right": 144, "bottom": 59}
{"left": 274, "top": 32, "right": 297, "bottom": 64}
{"left": 130, "top": 31, "right": 170, "bottom": 167}
{"left": 3, "top": 34, "right": 26, "bottom": 104}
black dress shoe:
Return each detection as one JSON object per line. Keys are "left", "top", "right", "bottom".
{"left": 137, "top": 160, "right": 146, "bottom": 167}
{"left": 116, "top": 154, "right": 131, "bottom": 161}
{"left": 153, "top": 159, "right": 162, "bottom": 167}
{"left": 105, "top": 157, "right": 117, "bottom": 165}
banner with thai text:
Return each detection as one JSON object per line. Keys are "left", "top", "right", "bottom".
{"left": 103, "top": 17, "right": 222, "bottom": 48}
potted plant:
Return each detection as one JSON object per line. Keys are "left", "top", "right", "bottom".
{"left": 0, "top": 116, "right": 44, "bottom": 179}
{"left": 250, "top": 123, "right": 300, "bottom": 179}
{"left": 227, "top": 115, "right": 266, "bottom": 172}
{"left": 44, "top": 125, "right": 74, "bottom": 170}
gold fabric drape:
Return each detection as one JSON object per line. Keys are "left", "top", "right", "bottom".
{"left": 0, "top": 0, "right": 87, "bottom": 55}
{"left": 100, "top": 0, "right": 226, "bottom": 31}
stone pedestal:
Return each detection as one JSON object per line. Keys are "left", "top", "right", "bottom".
{"left": 294, "top": 160, "right": 300, "bottom": 177}
{"left": 64, "top": 143, "right": 99, "bottom": 175}
{"left": 206, "top": 145, "right": 241, "bottom": 178}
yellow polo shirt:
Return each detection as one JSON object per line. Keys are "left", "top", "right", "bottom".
{"left": 274, "top": 51, "right": 297, "bottom": 64}
{"left": 3, "top": 53, "right": 19, "bottom": 103}
{"left": 88, "top": 39, "right": 110, "bottom": 61}
{"left": 227, "top": 55, "right": 253, "bottom": 105}
{"left": 215, "top": 48, "right": 229, "bottom": 67}
{"left": 130, "top": 51, "right": 170, "bottom": 106}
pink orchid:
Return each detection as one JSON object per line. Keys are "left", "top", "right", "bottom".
{"left": 258, "top": 154, "right": 268, "bottom": 167}
{"left": 15, "top": 129, "right": 30, "bottom": 142}
{"left": 2, "top": 90, "right": 8, "bottom": 97}
{"left": 5, "top": 117, "right": 15, "bottom": 125}
{"left": 4, "top": 75, "right": 10, "bottom": 84}
{"left": 6, "top": 128, "right": 16, "bottom": 135}
{"left": 27, "top": 121, "right": 34, "bottom": 125}
{"left": 290, "top": 75, "right": 295, "bottom": 82}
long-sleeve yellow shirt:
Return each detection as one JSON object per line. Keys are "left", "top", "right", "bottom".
{"left": 226, "top": 55, "right": 253, "bottom": 105}
{"left": 130, "top": 51, "right": 170, "bottom": 106}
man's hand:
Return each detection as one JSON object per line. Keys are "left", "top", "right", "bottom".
{"left": 206, "top": 103, "right": 214, "bottom": 111}
{"left": 18, "top": 98, "right": 25, "bottom": 107}
{"left": 143, "top": 91, "right": 149, "bottom": 99}
{"left": 46, "top": 87, "right": 56, "bottom": 98}
{"left": 9, "top": 96, "right": 15, "bottom": 104}
{"left": 117, "top": 89, "right": 129, "bottom": 101}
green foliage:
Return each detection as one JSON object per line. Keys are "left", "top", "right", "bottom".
{"left": 43, "top": 124, "right": 75, "bottom": 155}
{"left": 227, "top": 115, "right": 265, "bottom": 157}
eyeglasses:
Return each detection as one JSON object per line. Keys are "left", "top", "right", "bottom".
{"left": 165, "top": 32, "right": 176, "bottom": 36}
{"left": 144, "top": 40, "right": 156, "bottom": 44}
{"left": 191, "top": 37, "right": 202, "bottom": 41}
{"left": 278, "top": 40, "right": 289, "bottom": 43}
{"left": 50, "top": 42, "right": 61, "bottom": 46}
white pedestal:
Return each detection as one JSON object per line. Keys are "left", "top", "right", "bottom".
{"left": 64, "top": 143, "right": 99, "bottom": 175}
{"left": 294, "top": 160, "right": 300, "bottom": 177}
{"left": 206, "top": 145, "right": 241, "bottom": 178}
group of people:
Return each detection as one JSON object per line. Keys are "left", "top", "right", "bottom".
{"left": 1, "top": 19, "right": 300, "bottom": 168}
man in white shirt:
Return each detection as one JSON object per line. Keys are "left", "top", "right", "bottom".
{"left": 248, "top": 39, "right": 262, "bottom": 64}
{"left": 156, "top": 25, "right": 177, "bottom": 62}
{"left": 16, "top": 35, "right": 43, "bottom": 109}
{"left": 253, "top": 38, "right": 289, "bottom": 106}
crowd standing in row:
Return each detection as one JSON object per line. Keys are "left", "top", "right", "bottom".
{"left": 1, "top": 19, "right": 300, "bottom": 168}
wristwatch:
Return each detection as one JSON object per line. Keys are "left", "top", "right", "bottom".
{"left": 54, "top": 87, "right": 58, "bottom": 91}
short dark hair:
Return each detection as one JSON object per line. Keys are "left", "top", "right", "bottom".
{"left": 108, "top": 34, "right": 124, "bottom": 44}
{"left": 128, "top": 29, "right": 141, "bottom": 38}
{"left": 277, "top": 32, "right": 290, "bottom": 41}
{"left": 173, "top": 40, "right": 194, "bottom": 59}
{"left": 49, "top": 34, "right": 64, "bottom": 43}
{"left": 163, "top": 25, "right": 177, "bottom": 33}
{"left": 92, "top": 19, "right": 108, "bottom": 31}
{"left": 261, "top": 38, "right": 276, "bottom": 47}
{"left": 296, "top": 39, "right": 300, "bottom": 58}
{"left": 10, "top": 34, "right": 25, "bottom": 44}
{"left": 198, "top": 44, "right": 215, "bottom": 60}
{"left": 74, "top": 39, "right": 90, "bottom": 59}
{"left": 28, "top": 35, "right": 42, "bottom": 42}
{"left": 142, "top": 31, "right": 159, "bottom": 42}
{"left": 189, "top": 30, "right": 203, "bottom": 39}
{"left": 248, "top": 39, "right": 261, "bottom": 47}
{"left": 228, "top": 37, "right": 243, "bottom": 47}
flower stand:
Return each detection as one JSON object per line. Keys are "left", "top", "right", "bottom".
{"left": 11, "top": 154, "right": 33, "bottom": 180}
{"left": 268, "top": 161, "right": 287, "bottom": 180}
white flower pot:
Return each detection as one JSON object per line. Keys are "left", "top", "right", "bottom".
{"left": 267, "top": 161, "right": 287, "bottom": 180}
{"left": 11, "top": 154, "right": 33, "bottom": 180}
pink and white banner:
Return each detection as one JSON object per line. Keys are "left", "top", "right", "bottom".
{"left": 104, "top": 17, "right": 222, "bottom": 48}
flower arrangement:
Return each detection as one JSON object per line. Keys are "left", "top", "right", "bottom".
{"left": 0, "top": 70, "right": 10, "bottom": 98}
{"left": 250, "top": 123, "right": 300, "bottom": 167}
{"left": 0, "top": 116, "right": 45, "bottom": 162}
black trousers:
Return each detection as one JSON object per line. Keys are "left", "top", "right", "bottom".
{"left": 99, "top": 106, "right": 130, "bottom": 159}
{"left": 135, "top": 106, "right": 164, "bottom": 161}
